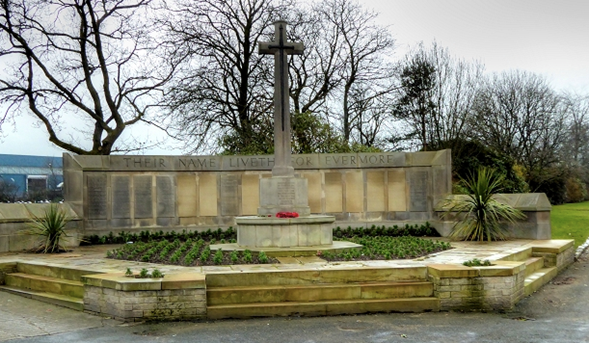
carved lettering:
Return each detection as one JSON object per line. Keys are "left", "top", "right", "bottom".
{"left": 410, "top": 171, "right": 428, "bottom": 212}
{"left": 277, "top": 179, "right": 296, "bottom": 206}
{"left": 87, "top": 174, "right": 107, "bottom": 219}
{"left": 178, "top": 158, "right": 215, "bottom": 170}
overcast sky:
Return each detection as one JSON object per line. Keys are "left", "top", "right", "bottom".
{"left": 1, "top": 0, "right": 588, "bottom": 157}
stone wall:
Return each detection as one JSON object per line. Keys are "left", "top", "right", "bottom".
{"left": 63, "top": 150, "right": 452, "bottom": 236}
{"left": 429, "top": 262, "right": 530, "bottom": 311}
{"left": 82, "top": 273, "right": 207, "bottom": 322}
{"left": 0, "top": 203, "right": 82, "bottom": 253}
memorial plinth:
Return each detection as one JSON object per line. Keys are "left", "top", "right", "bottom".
{"left": 236, "top": 215, "right": 335, "bottom": 248}
{"left": 257, "top": 176, "right": 311, "bottom": 217}
{"left": 235, "top": 20, "right": 336, "bottom": 251}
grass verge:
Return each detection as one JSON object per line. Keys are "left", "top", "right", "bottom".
{"left": 551, "top": 201, "right": 589, "bottom": 248}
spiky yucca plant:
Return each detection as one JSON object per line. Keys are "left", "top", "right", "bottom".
{"left": 28, "top": 204, "right": 70, "bottom": 253}
{"left": 444, "top": 168, "right": 526, "bottom": 241}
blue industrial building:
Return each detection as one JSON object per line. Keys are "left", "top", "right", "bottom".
{"left": 0, "top": 154, "right": 63, "bottom": 201}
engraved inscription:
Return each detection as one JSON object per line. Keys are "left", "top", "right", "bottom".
{"left": 123, "top": 157, "right": 167, "bottom": 168}
{"left": 134, "top": 175, "right": 153, "bottom": 218}
{"left": 157, "top": 176, "right": 175, "bottom": 217}
{"left": 112, "top": 176, "right": 130, "bottom": 219}
{"left": 227, "top": 157, "right": 274, "bottom": 169}
{"left": 277, "top": 179, "right": 295, "bottom": 206}
{"left": 178, "top": 157, "right": 217, "bottom": 170}
{"left": 87, "top": 174, "right": 107, "bottom": 219}
{"left": 409, "top": 170, "right": 428, "bottom": 212}
{"left": 220, "top": 175, "right": 239, "bottom": 216}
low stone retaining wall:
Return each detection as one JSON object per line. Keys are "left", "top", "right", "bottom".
{"left": 428, "top": 261, "right": 526, "bottom": 311}
{"left": 81, "top": 273, "right": 206, "bottom": 322}
{"left": 0, "top": 203, "right": 82, "bottom": 253}
{"left": 75, "top": 240, "right": 575, "bottom": 321}
{"left": 428, "top": 240, "right": 574, "bottom": 311}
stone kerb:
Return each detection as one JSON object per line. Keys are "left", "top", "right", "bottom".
{"left": 81, "top": 272, "right": 206, "bottom": 322}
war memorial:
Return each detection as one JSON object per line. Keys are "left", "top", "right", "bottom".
{"left": 0, "top": 21, "right": 573, "bottom": 322}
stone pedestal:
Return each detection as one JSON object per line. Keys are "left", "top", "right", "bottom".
{"left": 257, "top": 176, "right": 311, "bottom": 217}
{"left": 237, "top": 215, "right": 335, "bottom": 248}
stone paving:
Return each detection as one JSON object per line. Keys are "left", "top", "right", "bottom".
{"left": 0, "top": 239, "right": 567, "bottom": 276}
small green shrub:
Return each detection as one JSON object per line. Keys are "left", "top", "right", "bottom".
{"left": 230, "top": 251, "right": 239, "bottom": 263}
{"left": 443, "top": 167, "right": 526, "bottom": 241}
{"left": 258, "top": 251, "right": 268, "bottom": 263}
{"left": 463, "top": 258, "right": 492, "bottom": 267}
{"left": 243, "top": 249, "right": 253, "bottom": 263}
{"left": 139, "top": 268, "right": 149, "bottom": 278}
{"left": 25, "top": 204, "right": 70, "bottom": 253}
{"left": 151, "top": 269, "right": 165, "bottom": 278}
{"left": 213, "top": 249, "right": 224, "bottom": 265}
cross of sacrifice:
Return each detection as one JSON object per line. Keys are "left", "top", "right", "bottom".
{"left": 259, "top": 20, "right": 304, "bottom": 177}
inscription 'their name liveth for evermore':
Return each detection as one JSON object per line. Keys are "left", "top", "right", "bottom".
{"left": 111, "top": 153, "right": 410, "bottom": 171}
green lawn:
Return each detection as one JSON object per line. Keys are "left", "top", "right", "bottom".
{"left": 551, "top": 201, "right": 589, "bottom": 247}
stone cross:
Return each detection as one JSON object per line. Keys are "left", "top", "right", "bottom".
{"left": 259, "top": 20, "right": 304, "bottom": 177}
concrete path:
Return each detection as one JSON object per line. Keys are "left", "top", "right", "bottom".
{"left": 0, "top": 292, "right": 119, "bottom": 342}
{"left": 0, "top": 243, "right": 588, "bottom": 343}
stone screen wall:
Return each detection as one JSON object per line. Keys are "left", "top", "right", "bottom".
{"left": 63, "top": 150, "right": 452, "bottom": 235}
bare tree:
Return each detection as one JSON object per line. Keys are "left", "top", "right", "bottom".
{"left": 561, "top": 93, "right": 589, "bottom": 168}
{"left": 393, "top": 42, "right": 484, "bottom": 151}
{"left": 163, "top": 0, "right": 395, "bottom": 153}
{"left": 162, "top": 0, "right": 281, "bottom": 154}
{"left": 470, "top": 70, "right": 566, "bottom": 179}
{"left": 392, "top": 50, "right": 436, "bottom": 151}
{"left": 320, "top": 0, "right": 395, "bottom": 145}
{"left": 286, "top": 3, "right": 342, "bottom": 116}
{"left": 0, "top": 0, "right": 180, "bottom": 154}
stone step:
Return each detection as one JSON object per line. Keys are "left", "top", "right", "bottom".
{"left": 498, "top": 247, "right": 533, "bottom": 262}
{"left": 207, "top": 297, "right": 440, "bottom": 319}
{"left": 16, "top": 262, "right": 98, "bottom": 282}
{"left": 5, "top": 273, "right": 85, "bottom": 298}
{"left": 0, "top": 285, "right": 84, "bottom": 311}
{"left": 208, "top": 281, "right": 434, "bottom": 306}
{"left": 524, "top": 257, "right": 545, "bottom": 277}
{"left": 524, "top": 267, "right": 558, "bottom": 296}
{"left": 206, "top": 266, "right": 428, "bottom": 288}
